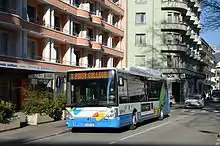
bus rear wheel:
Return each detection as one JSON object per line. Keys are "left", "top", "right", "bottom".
{"left": 159, "top": 108, "right": 164, "bottom": 120}
{"left": 130, "top": 109, "right": 138, "bottom": 130}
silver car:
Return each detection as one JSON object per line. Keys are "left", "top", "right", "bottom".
{"left": 185, "top": 95, "right": 205, "bottom": 109}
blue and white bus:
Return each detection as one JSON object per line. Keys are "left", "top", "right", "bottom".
{"left": 65, "top": 67, "right": 170, "bottom": 129}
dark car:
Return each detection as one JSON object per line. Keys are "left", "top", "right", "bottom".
{"left": 212, "top": 90, "right": 220, "bottom": 103}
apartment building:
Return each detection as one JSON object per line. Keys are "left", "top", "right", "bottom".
{"left": 126, "top": 0, "right": 206, "bottom": 102}
{"left": 199, "top": 38, "right": 216, "bottom": 92}
{"left": 0, "top": 0, "right": 125, "bottom": 109}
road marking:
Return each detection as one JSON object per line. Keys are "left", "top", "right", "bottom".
{"left": 109, "top": 117, "right": 185, "bottom": 144}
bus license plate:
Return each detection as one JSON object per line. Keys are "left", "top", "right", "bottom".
{"left": 84, "top": 123, "right": 95, "bottom": 127}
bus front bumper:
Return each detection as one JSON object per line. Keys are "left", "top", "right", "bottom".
{"left": 65, "top": 118, "right": 120, "bottom": 128}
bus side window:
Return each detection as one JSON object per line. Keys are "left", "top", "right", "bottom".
{"left": 148, "top": 81, "right": 162, "bottom": 101}
{"left": 119, "top": 79, "right": 129, "bottom": 104}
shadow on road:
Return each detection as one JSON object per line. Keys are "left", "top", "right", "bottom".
{"left": 0, "top": 139, "right": 209, "bottom": 146}
{"left": 71, "top": 116, "right": 170, "bottom": 133}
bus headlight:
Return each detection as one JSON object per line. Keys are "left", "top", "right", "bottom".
{"left": 66, "top": 110, "right": 74, "bottom": 119}
{"left": 105, "top": 108, "right": 118, "bottom": 119}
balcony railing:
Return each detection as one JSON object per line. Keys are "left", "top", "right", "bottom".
{"left": 0, "top": 6, "right": 16, "bottom": 14}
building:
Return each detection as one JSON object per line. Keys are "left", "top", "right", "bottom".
{"left": 126, "top": 0, "right": 206, "bottom": 102}
{"left": 199, "top": 38, "right": 216, "bottom": 93}
{"left": 0, "top": 0, "right": 125, "bottom": 109}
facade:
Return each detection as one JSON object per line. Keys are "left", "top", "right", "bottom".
{"left": 0, "top": 0, "right": 125, "bottom": 109}
{"left": 126, "top": 0, "right": 207, "bottom": 103}
{"left": 199, "top": 38, "right": 216, "bottom": 92}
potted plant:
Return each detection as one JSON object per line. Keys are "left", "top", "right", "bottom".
{"left": 0, "top": 100, "right": 21, "bottom": 132}
{"left": 53, "top": 92, "right": 66, "bottom": 120}
{"left": 22, "top": 90, "right": 54, "bottom": 125}
{"left": 0, "top": 100, "right": 16, "bottom": 122}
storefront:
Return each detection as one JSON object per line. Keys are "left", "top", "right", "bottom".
{"left": 0, "top": 60, "right": 58, "bottom": 110}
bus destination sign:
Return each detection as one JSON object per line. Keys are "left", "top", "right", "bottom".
{"left": 70, "top": 71, "right": 108, "bottom": 80}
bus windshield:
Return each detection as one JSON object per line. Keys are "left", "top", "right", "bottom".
{"left": 67, "top": 70, "right": 117, "bottom": 107}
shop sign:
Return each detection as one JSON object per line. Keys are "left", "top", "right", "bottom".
{"left": 0, "top": 61, "right": 56, "bottom": 72}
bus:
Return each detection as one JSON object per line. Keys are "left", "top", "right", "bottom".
{"left": 65, "top": 67, "right": 170, "bottom": 129}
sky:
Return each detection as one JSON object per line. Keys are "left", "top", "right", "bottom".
{"left": 200, "top": 30, "right": 220, "bottom": 48}
{"left": 200, "top": 3, "right": 220, "bottom": 52}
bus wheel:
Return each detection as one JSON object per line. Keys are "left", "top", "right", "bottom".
{"left": 159, "top": 108, "right": 164, "bottom": 120}
{"left": 130, "top": 109, "right": 137, "bottom": 130}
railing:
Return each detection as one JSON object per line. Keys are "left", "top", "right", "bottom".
{"left": 0, "top": 6, "right": 16, "bottom": 14}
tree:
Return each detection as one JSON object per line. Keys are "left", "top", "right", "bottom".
{"left": 202, "top": 0, "right": 220, "bottom": 31}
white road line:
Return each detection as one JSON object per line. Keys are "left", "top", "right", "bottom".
{"left": 109, "top": 117, "right": 185, "bottom": 144}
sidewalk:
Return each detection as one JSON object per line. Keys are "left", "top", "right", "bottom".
{"left": 0, "top": 120, "right": 70, "bottom": 142}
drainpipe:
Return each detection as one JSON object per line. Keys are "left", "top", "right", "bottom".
{"left": 151, "top": 0, "right": 155, "bottom": 69}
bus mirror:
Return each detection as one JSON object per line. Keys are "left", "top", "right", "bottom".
{"left": 118, "top": 76, "right": 124, "bottom": 86}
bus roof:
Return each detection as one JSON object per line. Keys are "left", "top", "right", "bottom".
{"left": 67, "top": 67, "right": 166, "bottom": 79}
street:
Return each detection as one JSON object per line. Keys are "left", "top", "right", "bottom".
{"left": 1, "top": 103, "right": 220, "bottom": 146}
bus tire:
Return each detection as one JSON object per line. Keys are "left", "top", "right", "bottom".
{"left": 130, "top": 108, "right": 138, "bottom": 130}
{"left": 159, "top": 108, "right": 164, "bottom": 120}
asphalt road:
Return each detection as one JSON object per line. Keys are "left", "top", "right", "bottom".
{"left": 2, "top": 103, "right": 220, "bottom": 146}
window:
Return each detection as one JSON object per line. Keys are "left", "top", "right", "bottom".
{"left": 135, "top": 34, "right": 146, "bottom": 46}
{"left": 88, "top": 54, "right": 94, "bottom": 67}
{"left": 173, "top": 56, "right": 179, "bottom": 68}
{"left": 0, "top": 33, "right": 8, "bottom": 55}
{"left": 135, "top": 13, "right": 146, "bottom": 24}
{"left": 70, "top": 71, "right": 117, "bottom": 106}
{"left": 135, "top": 0, "right": 147, "bottom": 4}
{"left": 70, "top": 46, "right": 76, "bottom": 65}
{"left": 0, "top": 0, "right": 9, "bottom": 12}
{"left": 174, "top": 13, "right": 180, "bottom": 23}
{"left": 167, "top": 13, "right": 172, "bottom": 23}
{"left": 167, "top": 55, "right": 172, "bottom": 68}
{"left": 74, "top": 50, "right": 80, "bottom": 66}
{"left": 135, "top": 55, "right": 145, "bottom": 67}
{"left": 27, "top": 39, "right": 36, "bottom": 59}
{"left": 54, "top": 46, "right": 61, "bottom": 63}
{"left": 54, "top": 16, "right": 61, "bottom": 31}
{"left": 27, "top": 5, "right": 36, "bottom": 23}
{"left": 128, "top": 76, "right": 146, "bottom": 103}
{"left": 72, "top": 22, "right": 81, "bottom": 36}
{"left": 147, "top": 80, "right": 163, "bottom": 101}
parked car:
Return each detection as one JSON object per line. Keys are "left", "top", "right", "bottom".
{"left": 185, "top": 94, "right": 205, "bottom": 109}
{"left": 212, "top": 90, "right": 220, "bottom": 103}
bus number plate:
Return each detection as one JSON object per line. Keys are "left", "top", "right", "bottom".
{"left": 84, "top": 123, "right": 95, "bottom": 127}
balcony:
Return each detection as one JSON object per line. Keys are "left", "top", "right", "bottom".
{"left": 186, "top": 8, "right": 192, "bottom": 17}
{"left": 89, "top": 38, "right": 102, "bottom": 50}
{"left": 45, "top": 0, "right": 91, "bottom": 19}
{"left": 101, "top": 45, "right": 123, "bottom": 57}
{"left": 102, "top": 20, "right": 124, "bottom": 36}
{"left": 190, "top": 14, "right": 196, "bottom": 22}
{"left": 23, "top": 20, "right": 78, "bottom": 44}
{"left": 190, "top": 30, "right": 196, "bottom": 40}
{"left": 161, "top": 0, "right": 188, "bottom": 12}
{"left": 99, "top": 0, "right": 124, "bottom": 16}
{"left": 161, "top": 44, "right": 187, "bottom": 53}
{"left": 90, "top": 12, "right": 102, "bottom": 24}
{"left": 77, "top": 4, "right": 90, "bottom": 18}
{"left": 161, "top": 21, "right": 187, "bottom": 32}
{"left": 45, "top": 0, "right": 77, "bottom": 16}
{"left": 0, "top": 10, "right": 22, "bottom": 28}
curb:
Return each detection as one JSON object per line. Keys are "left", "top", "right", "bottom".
{"left": 21, "top": 128, "right": 72, "bottom": 144}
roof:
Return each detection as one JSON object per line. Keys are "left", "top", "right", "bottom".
{"left": 67, "top": 67, "right": 166, "bottom": 79}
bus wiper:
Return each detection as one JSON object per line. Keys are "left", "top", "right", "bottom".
{"left": 72, "top": 97, "right": 84, "bottom": 108}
